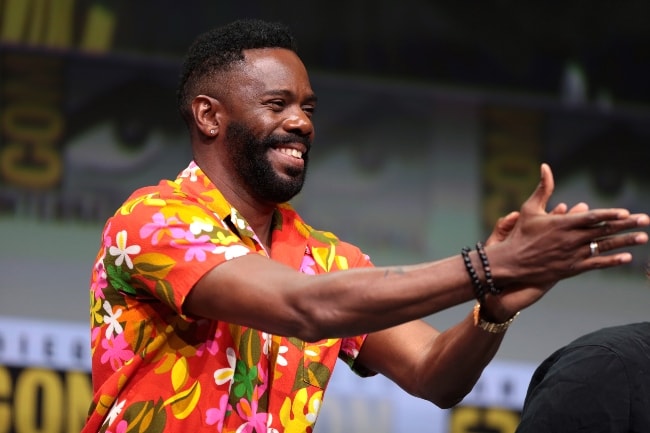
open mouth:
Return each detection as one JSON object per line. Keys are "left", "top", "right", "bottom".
{"left": 277, "top": 147, "right": 303, "bottom": 159}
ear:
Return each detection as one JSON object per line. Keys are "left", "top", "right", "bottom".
{"left": 191, "top": 94, "right": 223, "bottom": 138}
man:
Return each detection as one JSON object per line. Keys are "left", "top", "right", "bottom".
{"left": 81, "top": 19, "right": 649, "bottom": 433}
{"left": 515, "top": 322, "right": 650, "bottom": 432}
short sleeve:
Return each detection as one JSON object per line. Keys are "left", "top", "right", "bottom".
{"left": 103, "top": 190, "right": 253, "bottom": 316}
{"left": 336, "top": 247, "right": 377, "bottom": 377}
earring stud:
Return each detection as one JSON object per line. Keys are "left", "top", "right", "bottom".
{"left": 210, "top": 129, "right": 215, "bottom": 135}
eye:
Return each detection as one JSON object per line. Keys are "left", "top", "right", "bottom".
{"left": 268, "top": 100, "right": 285, "bottom": 111}
{"left": 302, "top": 104, "right": 316, "bottom": 118}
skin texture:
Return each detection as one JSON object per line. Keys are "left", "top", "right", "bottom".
{"left": 183, "top": 47, "right": 649, "bottom": 408}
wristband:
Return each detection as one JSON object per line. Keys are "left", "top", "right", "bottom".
{"left": 461, "top": 246, "right": 485, "bottom": 303}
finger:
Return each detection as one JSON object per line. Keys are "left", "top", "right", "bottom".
{"left": 550, "top": 202, "right": 589, "bottom": 215}
{"left": 583, "top": 212, "right": 650, "bottom": 236}
{"left": 550, "top": 203, "right": 568, "bottom": 215}
{"left": 568, "top": 202, "right": 589, "bottom": 213}
{"left": 563, "top": 208, "right": 635, "bottom": 230}
{"left": 499, "top": 211, "right": 519, "bottom": 229}
{"left": 584, "top": 253, "right": 634, "bottom": 269}
{"left": 587, "top": 231, "right": 649, "bottom": 257}
{"left": 522, "top": 163, "right": 555, "bottom": 214}
{"left": 486, "top": 211, "right": 520, "bottom": 245}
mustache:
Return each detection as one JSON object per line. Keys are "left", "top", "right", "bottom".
{"left": 265, "top": 133, "right": 312, "bottom": 153}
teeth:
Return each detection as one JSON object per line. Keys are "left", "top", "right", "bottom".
{"left": 278, "top": 148, "right": 303, "bottom": 158}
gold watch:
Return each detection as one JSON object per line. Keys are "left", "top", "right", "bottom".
{"left": 473, "top": 303, "right": 519, "bottom": 334}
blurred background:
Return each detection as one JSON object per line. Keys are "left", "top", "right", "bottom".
{"left": 1, "top": 1, "right": 649, "bottom": 432}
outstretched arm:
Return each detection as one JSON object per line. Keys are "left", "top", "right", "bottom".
{"left": 185, "top": 163, "right": 648, "bottom": 406}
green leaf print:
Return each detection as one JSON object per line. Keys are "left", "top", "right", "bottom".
{"left": 288, "top": 337, "right": 303, "bottom": 349}
{"left": 106, "top": 264, "right": 135, "bottom": 295}
{"left": 305, "top": 361, "right": 331, "bottom": 388}
{"left": 239, "top": 328, "right": 262, "bottom": 367}
{"left": 293, "top": 361, "right": 331, "bottom": 391}
{"left": 232, "top": 361, "right": 258, "bottom": 400}
{"left": 154, "top": 279, "right": 176, "bottom": 308}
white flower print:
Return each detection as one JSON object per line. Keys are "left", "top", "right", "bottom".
{"left": 261, "top": 333, "right": 272, "bottom": 356}
{"left": 103, "top": 300, "right": 124, "bottom": 338}
{"left": 213, "top": 347, "right": 236, "bottom": 390}
{"left": 103, "top": 399, "right": 126, "bottom": 427}
{"left": 181, "top": 163, "right": 200, "bottom": 181}
{"left": 262, "top": 334, "right": 288, "bottom": 367}
{"left": 267, "top": 414, "right": 279, "bottom": 433}
{"left": 275, "top": 344, "right": 289, "bottom": 367}
{"left": 305, "top": 399, "right": 322, "bottom": 424}
{"left": 230, "top": 209, "right": 248, "bottom": 230}
{"left": 213, "top": 244, "right": 250, "bottom": 260}
{"left": 108, "top": 230, "right": 141, "bottom": 269}
{"left": 189, "top": 216, "right": 214, "bottom": 235}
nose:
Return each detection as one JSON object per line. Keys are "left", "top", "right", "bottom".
{"left": 282, "top": 107, "right": 313, "bottom": 137}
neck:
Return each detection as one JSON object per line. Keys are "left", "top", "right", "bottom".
{"left": 209, "top": 171, "right": 277, "bottom": 251}
{"left": 193, "top": 154, "right": 279, "bottom": 251}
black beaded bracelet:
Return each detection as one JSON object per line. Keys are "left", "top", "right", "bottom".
{"left": 476, "top": 241, "right": 502, "bottom": 295}
{"left": 461, "top": 246, "right": 485, "bottom": 303}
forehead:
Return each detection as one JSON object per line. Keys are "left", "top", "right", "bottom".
{"left": 234, "top": 48, "right": 313, "bottom": 96}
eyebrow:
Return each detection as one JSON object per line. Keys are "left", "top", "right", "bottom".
{"left": 263, "top": 89, "right": 318, "bottom": 104}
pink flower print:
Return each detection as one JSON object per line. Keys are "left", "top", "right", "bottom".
{"left": 171, "top": 232, "right": 214, "bottom": 262}
{"left": 299, "top": 254, "right": 316, "bottom": 275}
{"left": 91, "top": 258, "right": 108, "bottom": 299}
{"left": 100, "top": 333, "right": 135, "bottom": 371}
{"left": 106, "top": 420, "right": 127, "bottom": 433}
{"left": 256, "top": 363, "right": 269, "bottom": 397}
{"left": 340, "top": 338, "right": 360, "bottom": 359}
{"left": 196, "top": 328, "right": 221, "bottom": 357}
{"left": 91, "top": 326, "right": 101, "bottom": 345}
{"left": 235, "top": 397, "right": 268, "bottom": 433}
{"left": 103, "top": 222, "right": 113, "bottom": 248}
{"left": 205, "top": 394, "right": 230, "bottom": 431}
{"left": 139, "top": 212, "right": 184, "bottom": 245}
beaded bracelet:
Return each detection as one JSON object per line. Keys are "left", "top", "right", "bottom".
{"left": 461, "top": 246, "right": 485, "bottom": 303}
{"left": 475, "top": 241, "right": 501, "bottom": 295}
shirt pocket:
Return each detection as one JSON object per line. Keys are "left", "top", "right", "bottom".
{"left": 301, "top": 339, "right": 340, "bottom": 389}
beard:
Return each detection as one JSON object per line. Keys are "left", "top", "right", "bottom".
{"left": 225, "top": 121, "right": 311, "bottom": 204}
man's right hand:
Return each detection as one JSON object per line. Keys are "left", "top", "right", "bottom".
{"left": 481, "top": 163, "right": 649, "bottom": 320}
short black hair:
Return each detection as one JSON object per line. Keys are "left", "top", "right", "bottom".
{"left": 177, "top": 19, "right": 298, "bottom": 125}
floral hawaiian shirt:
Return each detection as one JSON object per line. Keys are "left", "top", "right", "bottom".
{"left": 82, "top": 161, "right": 374, "bottom": 433}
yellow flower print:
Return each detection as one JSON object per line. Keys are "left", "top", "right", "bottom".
{"left": 120, "top": 194, "right": 166, "bottom": 215}
{"left": 90, "top": 294, "right": 104, "bottom": 326}
{"left": 214, "top": 230, "right": 241, "bottom": 245}
{"left": 279, "top": 388, "right": 323, "bottom": 431}
{"left": 304, "top": 339, "right": 337, "bottom": 361}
